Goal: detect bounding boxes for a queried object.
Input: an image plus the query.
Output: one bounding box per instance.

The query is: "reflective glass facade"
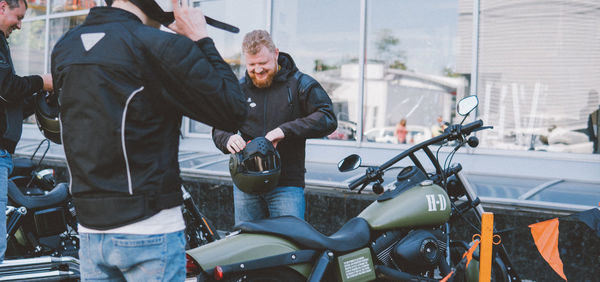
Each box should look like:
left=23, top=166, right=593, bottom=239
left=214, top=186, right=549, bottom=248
left=13, top=0, right=600, bottom=158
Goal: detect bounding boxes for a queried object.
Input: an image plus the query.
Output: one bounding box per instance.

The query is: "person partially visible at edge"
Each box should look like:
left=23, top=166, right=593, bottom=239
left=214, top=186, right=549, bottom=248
left=0, top=0, right=53, bottom=263
left=395, top=118, right=408, bottom=144
left=51, top=0, right=246, bottom=280
left=431, top=115, right=446, bottom=137
left=212, top=30, right=337, bottom=225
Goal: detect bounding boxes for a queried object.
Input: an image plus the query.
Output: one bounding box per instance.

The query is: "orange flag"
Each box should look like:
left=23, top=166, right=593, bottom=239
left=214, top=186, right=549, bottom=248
left=529, top=218, right=567, bottom=281
left=462, top=239, right=480, bottom=269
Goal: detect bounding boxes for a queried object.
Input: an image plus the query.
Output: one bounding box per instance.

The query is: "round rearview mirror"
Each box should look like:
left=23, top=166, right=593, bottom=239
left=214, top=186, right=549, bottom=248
left=457, top=95, right=479, bottom=116
left=338, top=154, right=362, bottom=172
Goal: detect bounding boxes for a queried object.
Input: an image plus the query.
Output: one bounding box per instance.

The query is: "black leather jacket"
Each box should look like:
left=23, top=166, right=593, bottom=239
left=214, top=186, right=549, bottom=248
left=0, top=32, right=43, bottom=153
left=213, top=52, right=337, bottom=188
left=51, top=7, right=247, bottom=229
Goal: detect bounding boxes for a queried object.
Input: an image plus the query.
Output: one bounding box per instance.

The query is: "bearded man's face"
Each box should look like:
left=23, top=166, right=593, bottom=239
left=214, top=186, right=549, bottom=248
left=245, top=45, right=278, bottom=88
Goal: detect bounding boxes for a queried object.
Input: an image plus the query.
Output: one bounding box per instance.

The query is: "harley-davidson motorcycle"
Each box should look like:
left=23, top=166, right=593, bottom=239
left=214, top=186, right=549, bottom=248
left=185, top=95, right=521, bottom=281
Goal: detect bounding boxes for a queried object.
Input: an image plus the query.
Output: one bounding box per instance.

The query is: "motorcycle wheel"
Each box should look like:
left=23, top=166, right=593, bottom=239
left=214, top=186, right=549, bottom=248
left=224, top=267, right=305, bottom=282
left=491, top=256, right=511, bottom=282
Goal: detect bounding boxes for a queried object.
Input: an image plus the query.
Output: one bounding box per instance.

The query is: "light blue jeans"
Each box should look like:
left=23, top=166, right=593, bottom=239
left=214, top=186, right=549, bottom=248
left=78, top=231, right=185, bottom=282
left=0, top=149, right=13, bottom=263
left=233, top=185, right=305, bottom=225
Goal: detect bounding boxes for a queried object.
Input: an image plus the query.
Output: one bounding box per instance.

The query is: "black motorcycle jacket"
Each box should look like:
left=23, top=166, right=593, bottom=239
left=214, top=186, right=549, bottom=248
left=51, top=7, right=247, bottom=229
left=213, top=52, right=337, bottom=188
left=0, top=32, right=44, bottom=153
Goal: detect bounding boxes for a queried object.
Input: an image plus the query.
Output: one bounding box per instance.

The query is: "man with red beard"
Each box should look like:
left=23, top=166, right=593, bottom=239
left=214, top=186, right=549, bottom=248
left=212, top=30, right=337, bottom=224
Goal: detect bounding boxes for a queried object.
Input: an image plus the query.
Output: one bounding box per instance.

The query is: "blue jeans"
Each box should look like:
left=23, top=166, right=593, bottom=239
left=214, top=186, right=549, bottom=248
left=79, top=231, right=185, bottom=282
left=233, top=185, right=305, bottom=225
left=0, top=149, right=13, bottom=263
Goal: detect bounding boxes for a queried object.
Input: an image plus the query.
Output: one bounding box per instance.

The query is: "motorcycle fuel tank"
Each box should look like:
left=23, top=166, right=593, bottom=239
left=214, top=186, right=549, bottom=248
left=358, top=181, right=450, bottom=230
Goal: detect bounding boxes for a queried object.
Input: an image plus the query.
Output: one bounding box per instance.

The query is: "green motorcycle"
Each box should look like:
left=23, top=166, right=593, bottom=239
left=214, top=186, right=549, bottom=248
left=186, top=96, right=520, bottom=282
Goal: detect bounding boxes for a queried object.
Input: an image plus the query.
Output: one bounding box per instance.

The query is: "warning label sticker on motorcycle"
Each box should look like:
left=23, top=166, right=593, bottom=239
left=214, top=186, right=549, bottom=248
left=343, top=256, right=370, bottom=278
left=336, top=248, right=375, bottom=282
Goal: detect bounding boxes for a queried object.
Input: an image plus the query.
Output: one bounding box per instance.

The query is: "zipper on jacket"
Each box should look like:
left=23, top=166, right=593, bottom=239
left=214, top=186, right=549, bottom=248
left=263, top=92, right=268, bottom=136
left=287, top=86, right=293, bottom=108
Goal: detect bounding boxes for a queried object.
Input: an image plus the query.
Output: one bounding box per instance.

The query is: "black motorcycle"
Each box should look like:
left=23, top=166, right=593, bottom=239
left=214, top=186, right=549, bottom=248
left=2, top=139, right=220, bottom=281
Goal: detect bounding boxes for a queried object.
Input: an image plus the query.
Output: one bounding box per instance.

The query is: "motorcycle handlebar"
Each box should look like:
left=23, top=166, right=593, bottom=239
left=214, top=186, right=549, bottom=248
left=347, top=120, right=484, bottom=191
left=459, top=120, right=484, bottom=137
left=349, top=175, right=367, bottom=191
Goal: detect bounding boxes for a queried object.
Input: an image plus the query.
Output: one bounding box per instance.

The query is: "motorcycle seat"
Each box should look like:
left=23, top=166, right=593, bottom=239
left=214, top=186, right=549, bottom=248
left=7, top=180, right=68, bottom=210
left=235, top=216, right=370, bottom=252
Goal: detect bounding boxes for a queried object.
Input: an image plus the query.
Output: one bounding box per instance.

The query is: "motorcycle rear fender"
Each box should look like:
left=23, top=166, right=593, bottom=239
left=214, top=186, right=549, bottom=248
left=186, top=233, right=312, bottom=278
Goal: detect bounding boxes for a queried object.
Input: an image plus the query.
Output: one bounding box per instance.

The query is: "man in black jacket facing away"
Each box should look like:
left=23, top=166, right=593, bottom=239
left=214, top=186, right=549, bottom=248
left=0, top=0, right=53, bottom=263
left=51, top=0, right=246, bottom=280
left=213, top=30, right=337, bottom=225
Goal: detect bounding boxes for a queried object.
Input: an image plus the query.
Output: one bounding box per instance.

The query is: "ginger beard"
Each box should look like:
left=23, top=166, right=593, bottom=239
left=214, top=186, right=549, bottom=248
left=248, top=62, right=277, bottom=88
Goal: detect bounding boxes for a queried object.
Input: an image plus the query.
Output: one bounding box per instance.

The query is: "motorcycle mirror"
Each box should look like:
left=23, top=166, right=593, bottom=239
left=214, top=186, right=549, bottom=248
left=338, top=154, right=362, bottom=172
left=457, top=95, right=479, bottom=116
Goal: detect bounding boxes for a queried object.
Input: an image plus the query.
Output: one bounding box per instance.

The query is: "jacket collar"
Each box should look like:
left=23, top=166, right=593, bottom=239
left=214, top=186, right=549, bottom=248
left=83, top=7, right=143, bottom=26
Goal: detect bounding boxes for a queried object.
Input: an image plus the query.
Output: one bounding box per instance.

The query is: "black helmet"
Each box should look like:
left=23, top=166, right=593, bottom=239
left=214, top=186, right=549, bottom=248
left=105, top=0, right=175, bottom=25
left=34, top=92, right=61, bottom=144
left=229, top=137, right=281, bottom=194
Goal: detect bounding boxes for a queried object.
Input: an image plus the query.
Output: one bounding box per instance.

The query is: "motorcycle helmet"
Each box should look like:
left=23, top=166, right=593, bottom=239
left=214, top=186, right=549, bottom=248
left=229, top=137, right=281, bottom=194
left=105, top=0, right=175, bottom=26
left=34, top=91, right=61, bottom=144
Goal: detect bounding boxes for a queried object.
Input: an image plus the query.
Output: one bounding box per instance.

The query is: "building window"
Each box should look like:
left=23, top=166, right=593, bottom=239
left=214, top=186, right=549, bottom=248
left=363, top=0, right=462, bottom=145
left=186, top=0, right=270, bottom=136
left=25, top=0, right=47, bottom=17
left=272, top=0, right=361, bottom=142
left=9, top=20, right=45, bottom=76
left=50, top=0, right=99, bottom=13
left=464, top=0, right=600, bottom=154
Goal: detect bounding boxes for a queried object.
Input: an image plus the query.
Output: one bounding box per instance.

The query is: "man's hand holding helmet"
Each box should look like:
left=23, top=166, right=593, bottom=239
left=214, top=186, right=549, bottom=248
left=167, top=0, right=208, bottom=41
left=226, top=134, right=246, bottom=154
left=41, top=73, right=53, bottom=92
left=265, top=127, right=284, bottom=148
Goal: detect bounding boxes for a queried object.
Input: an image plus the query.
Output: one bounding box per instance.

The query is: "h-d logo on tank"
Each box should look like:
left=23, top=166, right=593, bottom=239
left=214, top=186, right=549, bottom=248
left=426, top=194, right=447, bottom=212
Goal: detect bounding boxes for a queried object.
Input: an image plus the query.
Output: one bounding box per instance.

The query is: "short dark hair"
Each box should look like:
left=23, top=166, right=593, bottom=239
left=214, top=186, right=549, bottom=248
left=3, top=0, right=27, bottom=9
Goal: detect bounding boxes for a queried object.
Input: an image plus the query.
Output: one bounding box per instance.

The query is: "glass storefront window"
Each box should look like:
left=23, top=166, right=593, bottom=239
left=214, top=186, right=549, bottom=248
left=364, top=0, right=463, bottom=145
left=9, top=20, right=45, bottom=77
left=471, top=0, right=600, bottom=154
left=272, top=0, right=361, bottom=141
left=10, top=0, right=600, bottom=158
left=9, top=20, right=45, bottom=125
left=26, top=0, right=47, bottom=17
left=50, top=0, right=100, bottom=13
left=187, top=0, right=269, bottom=135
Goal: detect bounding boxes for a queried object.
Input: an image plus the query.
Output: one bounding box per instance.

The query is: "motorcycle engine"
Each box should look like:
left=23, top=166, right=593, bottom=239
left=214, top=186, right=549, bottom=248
left=391, top=229, right=447, bottom=273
